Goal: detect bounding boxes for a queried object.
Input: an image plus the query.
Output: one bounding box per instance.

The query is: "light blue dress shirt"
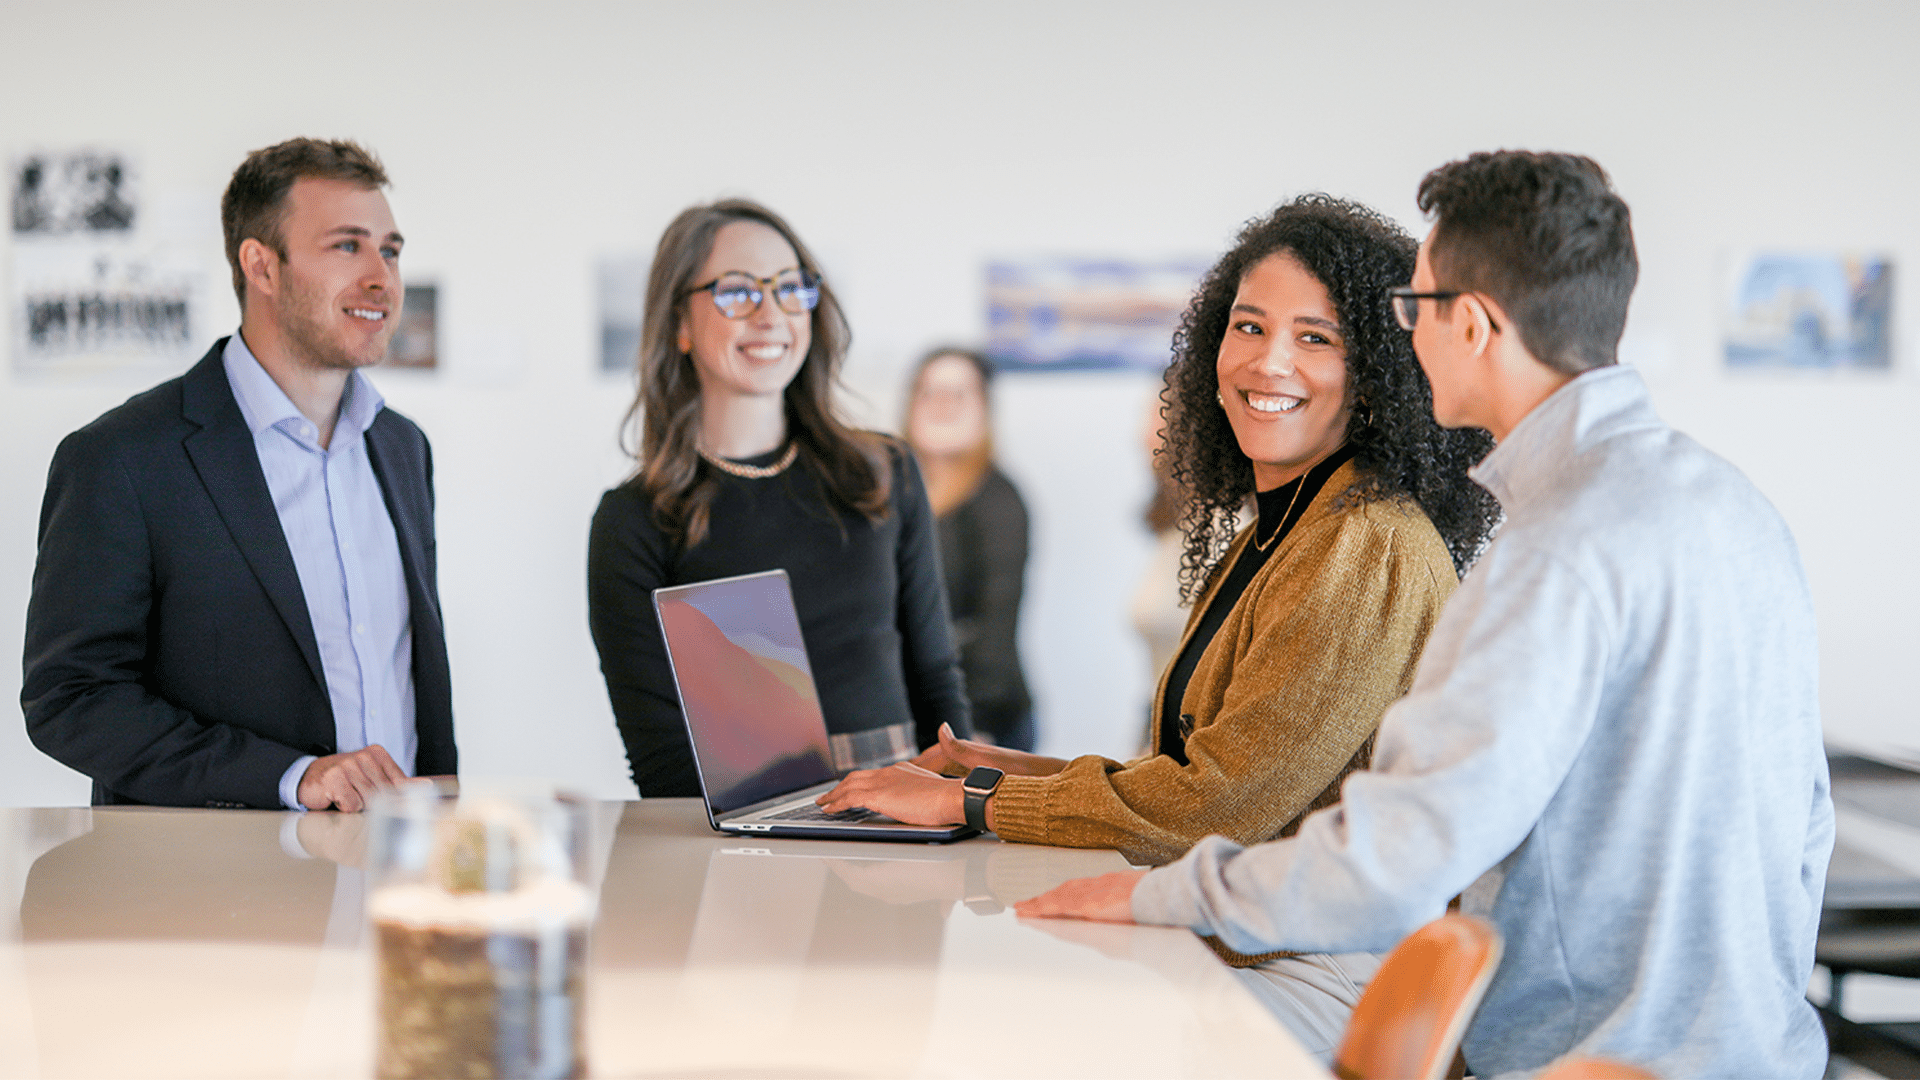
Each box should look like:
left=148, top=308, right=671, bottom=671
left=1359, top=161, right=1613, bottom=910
left=1131, top=367, right=1831, bottom=1077
left=222, top=333, right=417, bottom=810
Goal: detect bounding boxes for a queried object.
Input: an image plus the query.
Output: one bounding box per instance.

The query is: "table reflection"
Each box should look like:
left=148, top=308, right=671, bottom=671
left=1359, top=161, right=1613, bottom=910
left=22, top=809, right=340, bottom=946
left=0, top=801, right=1321, bottom=1080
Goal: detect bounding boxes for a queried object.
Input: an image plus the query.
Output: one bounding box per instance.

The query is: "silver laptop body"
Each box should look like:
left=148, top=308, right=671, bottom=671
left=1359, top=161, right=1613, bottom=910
left=652, top=569, right=974, bottom=843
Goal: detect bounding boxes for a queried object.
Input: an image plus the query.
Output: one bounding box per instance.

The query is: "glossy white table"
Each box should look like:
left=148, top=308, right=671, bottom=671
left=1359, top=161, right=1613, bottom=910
left=0, top=800, right=1326, bottom=1079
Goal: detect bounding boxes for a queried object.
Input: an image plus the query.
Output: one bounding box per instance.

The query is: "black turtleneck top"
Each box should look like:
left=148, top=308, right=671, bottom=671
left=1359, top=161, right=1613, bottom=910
left=1156, top=445, right=1357, bottom=763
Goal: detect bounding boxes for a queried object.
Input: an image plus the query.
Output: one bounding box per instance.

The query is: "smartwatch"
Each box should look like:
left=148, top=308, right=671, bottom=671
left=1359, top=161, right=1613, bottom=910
left=961, top=766, right=1004, bottom=833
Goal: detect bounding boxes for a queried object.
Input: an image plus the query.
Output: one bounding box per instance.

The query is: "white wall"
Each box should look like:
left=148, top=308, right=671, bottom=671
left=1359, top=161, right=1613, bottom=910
left=3, top=1, right=1917, bottom=806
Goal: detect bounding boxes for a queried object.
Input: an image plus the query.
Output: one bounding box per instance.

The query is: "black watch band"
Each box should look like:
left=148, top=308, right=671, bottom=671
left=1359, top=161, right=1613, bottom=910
left=961, top=766, right=1004, bottom=833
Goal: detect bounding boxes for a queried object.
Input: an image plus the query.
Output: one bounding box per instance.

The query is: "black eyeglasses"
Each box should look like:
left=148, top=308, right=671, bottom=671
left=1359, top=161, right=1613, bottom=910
left=687, top=269, right=821, bottom=319
left=1387, top=287, right=1462, bottom=331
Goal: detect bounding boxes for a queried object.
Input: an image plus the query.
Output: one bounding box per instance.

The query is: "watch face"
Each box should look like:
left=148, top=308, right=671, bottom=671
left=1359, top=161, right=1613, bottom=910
left=963, top=766, right=1004, bottom=791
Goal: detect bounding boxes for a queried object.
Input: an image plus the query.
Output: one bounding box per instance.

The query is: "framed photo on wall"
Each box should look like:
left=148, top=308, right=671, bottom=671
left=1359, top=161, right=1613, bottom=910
left=985, top=256, right=1208, bottom=373
left=597, top=253, right=647, bottom=375
left=385, top=283, right=438, bottom=370
left=11, top=149, right=207, bottom=375
left=1721, top=250, right=1893, bottom=370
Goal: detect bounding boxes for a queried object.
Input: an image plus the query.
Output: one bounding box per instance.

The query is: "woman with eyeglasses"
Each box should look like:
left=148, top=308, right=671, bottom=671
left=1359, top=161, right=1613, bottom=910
left=588, top=199, right=970, bottom=797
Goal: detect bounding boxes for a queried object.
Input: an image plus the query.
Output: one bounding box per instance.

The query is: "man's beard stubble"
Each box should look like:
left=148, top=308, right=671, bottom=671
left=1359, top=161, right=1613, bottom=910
left=279, top=271, right=390, bottom=371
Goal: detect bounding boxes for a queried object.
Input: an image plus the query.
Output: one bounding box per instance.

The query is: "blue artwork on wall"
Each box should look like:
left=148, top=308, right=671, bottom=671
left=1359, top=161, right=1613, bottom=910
left=985, top=257, right=1208, bottom=372
left=1723, top=252, right=1893, bottom=370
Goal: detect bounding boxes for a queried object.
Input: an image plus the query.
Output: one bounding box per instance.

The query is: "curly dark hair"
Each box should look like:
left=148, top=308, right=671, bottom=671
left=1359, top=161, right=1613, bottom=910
left=1162, top=194, right=1499, bottom=599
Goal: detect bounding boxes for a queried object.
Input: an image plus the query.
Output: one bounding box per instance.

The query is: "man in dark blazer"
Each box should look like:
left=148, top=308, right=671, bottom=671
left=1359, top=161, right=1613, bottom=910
left=22, top=138, right=455, bottom=810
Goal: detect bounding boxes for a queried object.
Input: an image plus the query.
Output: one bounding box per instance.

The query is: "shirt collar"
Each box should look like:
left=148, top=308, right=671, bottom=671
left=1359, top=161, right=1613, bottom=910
left=1468, top=364, right=1654, bottom=510
left=222, top=331, right=385, bottom=445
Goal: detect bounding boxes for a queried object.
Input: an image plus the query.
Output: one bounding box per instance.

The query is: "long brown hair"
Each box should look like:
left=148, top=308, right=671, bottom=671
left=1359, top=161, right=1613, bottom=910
left=621, top=199, right=890, bottom=548
left=904, top=347, right=995, bottom=517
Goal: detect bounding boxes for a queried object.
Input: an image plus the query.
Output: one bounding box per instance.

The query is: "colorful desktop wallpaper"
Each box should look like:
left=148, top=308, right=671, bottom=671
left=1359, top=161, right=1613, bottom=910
left=658, top=578, right=834, bottom=812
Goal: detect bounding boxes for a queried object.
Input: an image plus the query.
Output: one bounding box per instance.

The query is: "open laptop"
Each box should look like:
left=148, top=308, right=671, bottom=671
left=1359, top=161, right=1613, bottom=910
left=653, top=569, right=975, bottom=843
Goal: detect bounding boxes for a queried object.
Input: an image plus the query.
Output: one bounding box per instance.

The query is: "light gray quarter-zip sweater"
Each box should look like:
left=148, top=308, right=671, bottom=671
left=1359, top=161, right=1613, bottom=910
left=1132, top=365, right=1833, bottom=1078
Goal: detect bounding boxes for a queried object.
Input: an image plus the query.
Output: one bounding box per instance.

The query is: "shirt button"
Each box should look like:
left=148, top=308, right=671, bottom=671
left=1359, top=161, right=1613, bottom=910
left=355, top=624, right=367, bottom=636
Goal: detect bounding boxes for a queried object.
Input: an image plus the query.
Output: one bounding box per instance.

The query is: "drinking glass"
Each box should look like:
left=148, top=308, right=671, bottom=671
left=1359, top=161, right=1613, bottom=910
left=366, top=781, right=595, bottom=1079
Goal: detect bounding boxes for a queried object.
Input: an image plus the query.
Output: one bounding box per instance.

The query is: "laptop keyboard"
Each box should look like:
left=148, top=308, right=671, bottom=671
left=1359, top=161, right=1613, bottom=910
left=762, top=803, right=879, bottom=824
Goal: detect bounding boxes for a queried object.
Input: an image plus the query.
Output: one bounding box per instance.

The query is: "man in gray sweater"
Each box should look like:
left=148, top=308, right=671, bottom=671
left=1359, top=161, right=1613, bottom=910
left=1019, top=151, right=1833, bottom=1078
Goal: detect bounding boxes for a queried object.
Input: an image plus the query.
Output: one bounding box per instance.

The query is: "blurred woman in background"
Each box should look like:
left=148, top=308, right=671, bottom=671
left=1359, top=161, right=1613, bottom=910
left=904, top=348, right=1035, bottom=751
left=588, top=199, right=969, bottom=797
left=1129, top=391, right=1194, bottom=754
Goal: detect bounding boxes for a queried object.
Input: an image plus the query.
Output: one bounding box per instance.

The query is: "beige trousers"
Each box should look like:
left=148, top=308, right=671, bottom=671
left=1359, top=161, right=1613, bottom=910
left=1231, top=950, right=1385, bottom=1063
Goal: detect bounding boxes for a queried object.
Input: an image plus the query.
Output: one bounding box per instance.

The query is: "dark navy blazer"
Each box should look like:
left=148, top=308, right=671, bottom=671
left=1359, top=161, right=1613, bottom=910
left=22, top=339, right=457, bottom=808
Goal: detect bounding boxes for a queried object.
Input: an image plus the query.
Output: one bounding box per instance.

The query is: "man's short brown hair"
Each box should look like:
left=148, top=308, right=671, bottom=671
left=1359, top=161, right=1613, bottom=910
left=1416, top=151, right=1637, bottom=376
left=220, top=138, right=388, bottom=305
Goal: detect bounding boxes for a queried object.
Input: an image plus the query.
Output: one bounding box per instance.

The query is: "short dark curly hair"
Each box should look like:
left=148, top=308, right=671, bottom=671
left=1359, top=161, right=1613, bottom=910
left=1418, top=150, right=1637, bottom=375
left=1161, top=194, right=1499, bottom=599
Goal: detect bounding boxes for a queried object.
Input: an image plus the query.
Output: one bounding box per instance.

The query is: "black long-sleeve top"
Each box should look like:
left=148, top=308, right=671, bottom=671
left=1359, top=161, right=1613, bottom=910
left=934, top=467, right=1032, bottom=742
left=587, top=438, right=972, bottom=797
left=1157, top=445, right=1355, bottom=762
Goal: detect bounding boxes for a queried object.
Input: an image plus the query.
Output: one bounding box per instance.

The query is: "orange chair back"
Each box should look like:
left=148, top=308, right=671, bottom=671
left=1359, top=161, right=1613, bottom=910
left=1332, top=914, right=1503, bottom=1080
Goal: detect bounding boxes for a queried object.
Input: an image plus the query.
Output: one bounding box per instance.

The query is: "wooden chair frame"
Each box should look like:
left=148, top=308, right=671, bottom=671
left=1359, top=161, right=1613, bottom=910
left=1332, top=914, right=1503, bottom=1080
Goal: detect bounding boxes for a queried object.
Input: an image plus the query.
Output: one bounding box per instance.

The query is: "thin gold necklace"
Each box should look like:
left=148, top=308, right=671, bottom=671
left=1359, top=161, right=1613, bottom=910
left=1253, top=479, right=1307, bottom=552
left=698, top=441, right=798, bottom=479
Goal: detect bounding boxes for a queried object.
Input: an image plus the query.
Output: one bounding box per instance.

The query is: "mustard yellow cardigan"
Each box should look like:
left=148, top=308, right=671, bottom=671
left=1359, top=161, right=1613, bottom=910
left=988, top=462, right=1457, bottom=866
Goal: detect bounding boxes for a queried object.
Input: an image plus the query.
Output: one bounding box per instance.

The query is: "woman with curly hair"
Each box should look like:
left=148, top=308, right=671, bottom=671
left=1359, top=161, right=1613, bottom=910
left=587, top=199, right=970, bottom=797
left=821, top=192, right=1494, bottom=853
left=819, top=192, right=1495, bottom=1056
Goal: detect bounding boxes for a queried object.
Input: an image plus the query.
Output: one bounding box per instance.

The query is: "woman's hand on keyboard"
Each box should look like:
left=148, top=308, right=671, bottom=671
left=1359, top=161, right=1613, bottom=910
left=816, top=761, right=965, bottom=826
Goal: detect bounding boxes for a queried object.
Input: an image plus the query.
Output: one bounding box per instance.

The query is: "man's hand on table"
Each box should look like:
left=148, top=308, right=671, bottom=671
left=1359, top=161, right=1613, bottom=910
left=1015, top=869, right=1149, bottom=923
left=297, top=744, right=409, bottom=812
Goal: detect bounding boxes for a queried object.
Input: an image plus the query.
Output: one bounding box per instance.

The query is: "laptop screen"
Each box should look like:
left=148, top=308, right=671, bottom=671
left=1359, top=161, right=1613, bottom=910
left=653, top=571, right=835, bottom=813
